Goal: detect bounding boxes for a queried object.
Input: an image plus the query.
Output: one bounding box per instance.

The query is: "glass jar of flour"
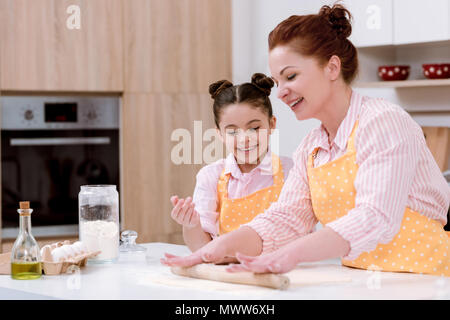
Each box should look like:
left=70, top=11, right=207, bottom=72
left=79, top=185, right=119, bottom=263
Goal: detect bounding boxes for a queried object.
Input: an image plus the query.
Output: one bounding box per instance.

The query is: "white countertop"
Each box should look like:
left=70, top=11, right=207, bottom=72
left=0, top=242, right=448, bottom=300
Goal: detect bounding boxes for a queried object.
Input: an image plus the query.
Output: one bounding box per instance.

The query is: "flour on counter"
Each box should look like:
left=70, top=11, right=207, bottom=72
left=79, top=220, right=119, bottom=261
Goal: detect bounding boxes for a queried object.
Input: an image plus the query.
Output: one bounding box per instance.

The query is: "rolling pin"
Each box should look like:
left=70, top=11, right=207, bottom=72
left=171, top=264, right=290, bottom=290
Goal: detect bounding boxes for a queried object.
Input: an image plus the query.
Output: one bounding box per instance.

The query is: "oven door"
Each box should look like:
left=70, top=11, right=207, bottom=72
left=1, top=129, right=119, bottom=238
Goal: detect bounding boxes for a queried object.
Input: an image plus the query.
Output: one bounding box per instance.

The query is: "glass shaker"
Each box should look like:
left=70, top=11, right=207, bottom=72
left=78, top=185, right=119, bottom=263
left=11, top=201, right=42, bottom=280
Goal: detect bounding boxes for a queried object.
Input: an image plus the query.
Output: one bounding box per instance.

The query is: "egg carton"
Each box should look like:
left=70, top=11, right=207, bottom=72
left=40, top=240, right=101, bottom=275
left=0, top=240, right=101, bottom=276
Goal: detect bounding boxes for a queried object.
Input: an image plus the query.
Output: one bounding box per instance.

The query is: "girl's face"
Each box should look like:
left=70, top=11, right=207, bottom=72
left=269, top=45, right=335, bottom=121
left=218, top=103, right=275, bottom=165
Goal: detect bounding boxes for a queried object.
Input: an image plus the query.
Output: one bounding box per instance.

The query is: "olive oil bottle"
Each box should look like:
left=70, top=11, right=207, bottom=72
left=11, top=201, right=42, bottom=280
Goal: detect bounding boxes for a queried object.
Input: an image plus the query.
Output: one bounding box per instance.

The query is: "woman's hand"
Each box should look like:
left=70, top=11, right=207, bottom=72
left=170, top=195, right=200, bottom=229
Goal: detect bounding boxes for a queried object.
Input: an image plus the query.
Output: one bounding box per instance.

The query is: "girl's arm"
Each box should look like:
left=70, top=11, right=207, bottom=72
left=171, top=196, right=212, bottom=252
left=161, top=226, right=262, bottom=267
left=182, top=220, right=212, bottom=252
left=171, top=162, right=223, bottom=252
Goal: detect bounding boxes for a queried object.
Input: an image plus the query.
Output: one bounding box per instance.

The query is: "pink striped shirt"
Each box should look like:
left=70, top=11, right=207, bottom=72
left=192, top=151, right=293, bottom=237
left=246, top=91, right=450, bottom=260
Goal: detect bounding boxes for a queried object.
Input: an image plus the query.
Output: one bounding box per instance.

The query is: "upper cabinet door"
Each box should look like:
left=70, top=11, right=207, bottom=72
left=344, top=0, right=393, bottom=47
left=0, top=0, right=123, bottom=92
left=394, top=0, right=450, bottom=45
left=123, top=0, right=231, bottom=94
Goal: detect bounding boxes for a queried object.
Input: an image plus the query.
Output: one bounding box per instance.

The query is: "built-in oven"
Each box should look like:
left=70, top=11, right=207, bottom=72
left=1, top=96, right=120, bottom=239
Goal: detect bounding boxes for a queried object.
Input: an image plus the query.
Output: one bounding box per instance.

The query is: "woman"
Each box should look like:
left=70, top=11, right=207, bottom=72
left=162, top=4, right=450, bottom=276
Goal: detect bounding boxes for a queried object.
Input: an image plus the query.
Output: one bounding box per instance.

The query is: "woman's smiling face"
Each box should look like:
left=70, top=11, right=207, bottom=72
left=269, top=45, right=332, bottom=121
left=218, top=102, right=275, bottom=165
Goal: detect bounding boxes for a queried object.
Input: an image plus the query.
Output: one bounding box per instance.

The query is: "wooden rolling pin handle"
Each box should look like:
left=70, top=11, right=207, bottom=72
left=171, top=265, right=290, bottom=290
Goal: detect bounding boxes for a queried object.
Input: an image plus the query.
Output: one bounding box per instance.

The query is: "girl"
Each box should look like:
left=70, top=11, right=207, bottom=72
left=170, top=73, right=293, bottom=252
left=162, top=4, right=450, bottom=276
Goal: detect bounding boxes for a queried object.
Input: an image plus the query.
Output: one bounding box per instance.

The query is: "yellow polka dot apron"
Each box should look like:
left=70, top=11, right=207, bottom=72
left=307, top=121, right=450, bottom=276
left=217, top=153, right=284, bottom=235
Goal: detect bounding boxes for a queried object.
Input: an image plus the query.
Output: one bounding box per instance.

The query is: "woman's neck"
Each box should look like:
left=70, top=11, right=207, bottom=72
left=319, top=85, right=353, bottom=144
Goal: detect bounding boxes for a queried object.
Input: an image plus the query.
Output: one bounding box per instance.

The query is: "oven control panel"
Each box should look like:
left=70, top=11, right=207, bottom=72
left=1, top=96, right=119, bottom=130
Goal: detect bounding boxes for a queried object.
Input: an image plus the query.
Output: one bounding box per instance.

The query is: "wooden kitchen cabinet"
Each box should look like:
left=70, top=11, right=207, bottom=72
left=422, top=127, right=450, bottom=172
left=121, top=0, right=231, bottom=244
left=121, top=93, right=221, bottom=243
left=0, top=0, right=123, bottom=92
left=0, top=93, right=2, bottom=251
left=122, top=0, right=231, bottom=93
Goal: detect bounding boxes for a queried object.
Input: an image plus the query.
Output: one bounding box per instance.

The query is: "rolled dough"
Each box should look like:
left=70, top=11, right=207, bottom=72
left=138, top=263, right=352, bottom=292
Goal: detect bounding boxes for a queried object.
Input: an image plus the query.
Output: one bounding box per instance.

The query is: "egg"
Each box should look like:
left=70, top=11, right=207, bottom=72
left=51, top=247, right=67, bottom=262
left=69, top=243, right=81, bottom=255
left=60, top=245, right=76, bottom=258
left=72, top=241, right=88, bottom=254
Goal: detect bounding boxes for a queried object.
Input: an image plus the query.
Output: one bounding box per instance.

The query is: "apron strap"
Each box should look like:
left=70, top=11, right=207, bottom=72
left=346, top=120, right=359, bottom=154
left=308, top=147, right=320, bottom=170
left=271, top=153, right=285, bottom=186
left=217, top=171, right=230, bottom=200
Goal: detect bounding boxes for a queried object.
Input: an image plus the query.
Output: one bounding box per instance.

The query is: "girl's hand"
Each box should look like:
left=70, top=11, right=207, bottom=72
left=170, top=195, right=200, bottom=229
left=226, top=243, right=301, bottom=274
left=161, top=235, right=230, bottom=267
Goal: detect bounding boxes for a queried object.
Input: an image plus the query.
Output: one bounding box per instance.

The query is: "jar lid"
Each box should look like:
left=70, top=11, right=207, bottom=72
left=80, top=184, right=117, bottom=190
left=119, top=230, right=147, bottom=253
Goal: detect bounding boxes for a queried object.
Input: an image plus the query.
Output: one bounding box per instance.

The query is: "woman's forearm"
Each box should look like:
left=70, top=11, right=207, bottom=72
left=183, top=224, right=212, bottom=252
left=292, top=226, right=350, bottom=263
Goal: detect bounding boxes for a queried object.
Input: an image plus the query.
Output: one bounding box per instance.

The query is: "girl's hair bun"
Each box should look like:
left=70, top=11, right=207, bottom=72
left=319, top=4, right=352, bottom=39
left=251, top=73, right=274, bottom=96
left=209, top=80, right=233, bottom=99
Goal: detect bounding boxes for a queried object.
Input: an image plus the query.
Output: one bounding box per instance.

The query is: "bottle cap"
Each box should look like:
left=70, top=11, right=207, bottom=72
left=19, top=201, right=30, bottom=209
left=18, top=201, right=32, bottom=215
